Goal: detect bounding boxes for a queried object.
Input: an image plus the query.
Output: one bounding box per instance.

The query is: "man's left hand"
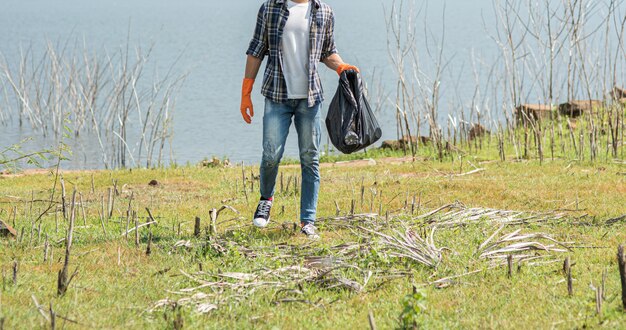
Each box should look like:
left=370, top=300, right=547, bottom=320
left=336, top=63, right=359, bottom=76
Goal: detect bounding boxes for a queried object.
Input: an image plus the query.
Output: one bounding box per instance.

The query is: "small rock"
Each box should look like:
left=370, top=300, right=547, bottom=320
left=380, top=140, right=401, bottom=150
left=610, top=86, right=626, bottom=100
left=198, top=156, right=231, bottom=168
left=515, top=104, right=554, bottom=124
left=367, top=158, right=377, bottom=166
left=148, top=180, right=159, bottom=187
left=0, top=219, right=17, bottom=238
left=559, top=100, right=603, bottom=117
left=379, top=135, right=430, bottom=150
left=468, top=124, right=490, bottom=140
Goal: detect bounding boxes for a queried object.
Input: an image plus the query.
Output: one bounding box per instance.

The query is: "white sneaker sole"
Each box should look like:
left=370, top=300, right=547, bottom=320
left=253, top=217, right=270, bottom=228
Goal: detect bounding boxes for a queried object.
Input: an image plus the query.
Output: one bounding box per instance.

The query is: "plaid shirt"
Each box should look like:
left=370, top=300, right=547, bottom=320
left=246, top=0, right=337, bottom=107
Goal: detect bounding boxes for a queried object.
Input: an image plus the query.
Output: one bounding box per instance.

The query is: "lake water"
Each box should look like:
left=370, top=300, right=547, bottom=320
left=0, top=0, right=621, bottom=168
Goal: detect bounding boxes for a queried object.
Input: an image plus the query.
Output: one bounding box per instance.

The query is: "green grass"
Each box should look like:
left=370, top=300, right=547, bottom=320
left=1, top=155, right=625, bottom=329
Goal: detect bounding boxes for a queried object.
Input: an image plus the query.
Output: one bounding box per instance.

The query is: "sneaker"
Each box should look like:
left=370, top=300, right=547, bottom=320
left=253, top=199, right=272, bottom=228
left=300, top=223, right=320, bottom=240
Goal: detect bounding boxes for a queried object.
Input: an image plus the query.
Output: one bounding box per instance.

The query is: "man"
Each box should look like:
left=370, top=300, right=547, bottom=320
left=241, top=0, right=358, bottom=239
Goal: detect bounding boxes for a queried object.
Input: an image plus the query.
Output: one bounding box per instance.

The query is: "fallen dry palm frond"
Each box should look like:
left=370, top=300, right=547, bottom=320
left=417, top=202, right=566, bottom=227
left=478, top=227, right=572, bottom=266
left=150, top=293, right=218, bottom=314
left=424, top=229, right=573, bottom=287
left=316, top=213, right=379, bottom=227
left=149, top=262, right=373, bottom=314
left=302, top=264, right=372, bottom=293
left=184, top=238, right=375, bottom=262
left=174, top=240, right=194, bottom=248
left=358, top=225, right=443, bottom=268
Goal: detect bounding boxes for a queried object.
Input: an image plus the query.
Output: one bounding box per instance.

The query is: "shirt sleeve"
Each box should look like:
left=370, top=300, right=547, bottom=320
left=320, top=9, right=338, bottom=60
left=246, top=3, right=269, bottom=58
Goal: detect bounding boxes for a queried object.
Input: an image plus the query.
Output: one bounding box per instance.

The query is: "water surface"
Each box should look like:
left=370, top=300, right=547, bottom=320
left=1, top=0, right=618, bottom=168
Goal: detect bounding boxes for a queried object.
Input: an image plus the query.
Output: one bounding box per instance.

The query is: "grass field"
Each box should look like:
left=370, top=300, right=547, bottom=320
left=1, top=152, right=625, bottom=329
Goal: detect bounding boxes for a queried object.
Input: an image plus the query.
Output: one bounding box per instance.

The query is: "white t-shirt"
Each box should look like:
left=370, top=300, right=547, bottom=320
left=281, top=1, right=311, bottom=99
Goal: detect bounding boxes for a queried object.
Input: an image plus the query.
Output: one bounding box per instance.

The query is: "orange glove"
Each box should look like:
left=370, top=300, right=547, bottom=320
left=240, top=78, right=255, bottom=124
left=336, top=63, right=359, bottom=76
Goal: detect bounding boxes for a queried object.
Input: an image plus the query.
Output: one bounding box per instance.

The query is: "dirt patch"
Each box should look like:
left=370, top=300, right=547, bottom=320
left=281, top=156, right=416, bottom=169
left=1, top=168, right=49, bottom=178
left=0, top=168, right=99, bottom=178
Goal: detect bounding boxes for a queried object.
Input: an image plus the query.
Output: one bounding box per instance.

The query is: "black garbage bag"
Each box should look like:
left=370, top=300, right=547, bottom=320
left=326, top=70, right=382, bottom=154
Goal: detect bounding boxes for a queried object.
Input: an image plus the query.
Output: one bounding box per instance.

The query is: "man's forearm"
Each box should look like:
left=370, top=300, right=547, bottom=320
left=245, top=55, right=264, bottom=79
left=321, top=53, right=344, bottom=72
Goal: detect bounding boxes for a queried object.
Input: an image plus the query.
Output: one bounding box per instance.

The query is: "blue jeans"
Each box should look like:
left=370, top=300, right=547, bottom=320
left=260, top=98, right=321, bottom=225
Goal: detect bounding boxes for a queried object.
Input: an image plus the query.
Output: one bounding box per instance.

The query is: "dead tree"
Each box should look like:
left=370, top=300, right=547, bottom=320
left=58, top=190, right=78, bottom=296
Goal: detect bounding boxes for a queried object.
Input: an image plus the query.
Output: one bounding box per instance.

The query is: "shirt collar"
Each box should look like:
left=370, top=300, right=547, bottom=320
left=275, top=0, right=320, bottom=9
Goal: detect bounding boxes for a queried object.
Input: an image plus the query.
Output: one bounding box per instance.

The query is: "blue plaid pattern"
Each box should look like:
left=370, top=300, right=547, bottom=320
left=246, top=0, right=337, bottom=107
